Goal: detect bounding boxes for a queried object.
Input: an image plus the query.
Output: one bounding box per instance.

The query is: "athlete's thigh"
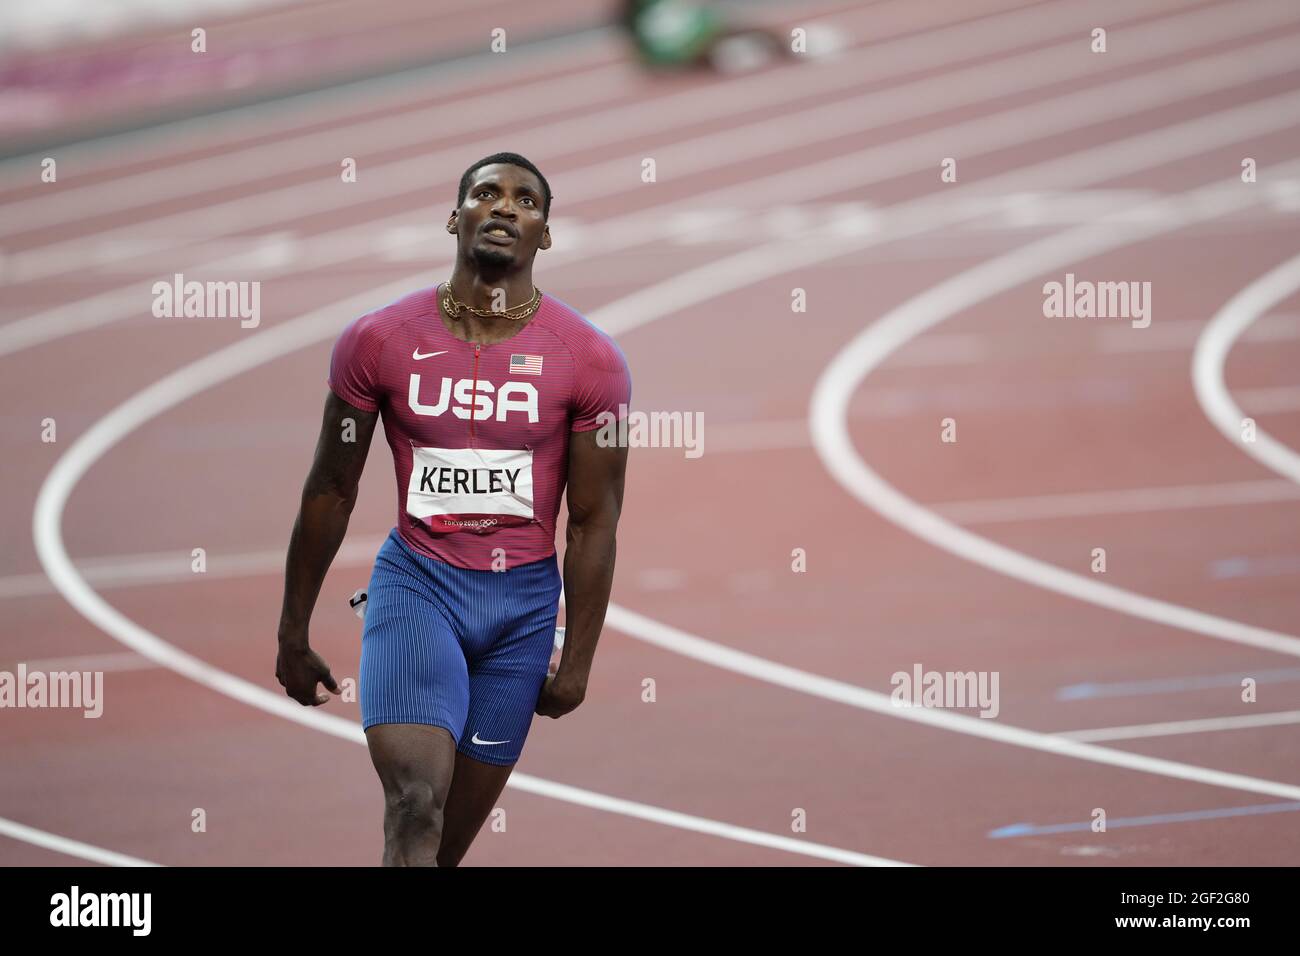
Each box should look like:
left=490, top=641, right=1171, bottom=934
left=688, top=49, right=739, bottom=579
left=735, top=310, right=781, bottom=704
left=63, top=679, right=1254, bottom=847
left=457, top=560, right=561, bottom=766
left=458, top=651, right=551, bottom=765
left=359, top=530, right=471, bottom=740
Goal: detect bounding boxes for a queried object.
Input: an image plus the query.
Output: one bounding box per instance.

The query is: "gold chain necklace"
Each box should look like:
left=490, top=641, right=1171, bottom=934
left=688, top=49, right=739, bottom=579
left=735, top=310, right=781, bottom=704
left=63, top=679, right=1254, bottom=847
left=441, top=280, right=541, bottom=321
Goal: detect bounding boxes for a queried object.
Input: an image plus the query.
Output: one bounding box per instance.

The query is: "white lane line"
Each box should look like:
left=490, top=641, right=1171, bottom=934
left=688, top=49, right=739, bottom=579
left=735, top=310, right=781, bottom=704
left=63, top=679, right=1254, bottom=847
left=486, top=773, right=910, bottom=866
left=1057, top=667, right=1300, bottom=700
left=1194, top=250, right=1300, bottom=485
left=811, top=161, right=1300, bottom=661
left=930, top=478, right=1300, bottom=524
left=1097, top=314, right=1300, bottom=352
left=15, top=651, right=153, bottom=672
left=1, top=0, right=1279, bottom=348
left=799, top=315, right=1300, bottom=364
left=1057, top=710, right=1300, bottom=742
left=0, top=816, right=160, bottom=867
left=872, top=315, right=1300, bottom=363
left=0, top=542, right=382, bottom=599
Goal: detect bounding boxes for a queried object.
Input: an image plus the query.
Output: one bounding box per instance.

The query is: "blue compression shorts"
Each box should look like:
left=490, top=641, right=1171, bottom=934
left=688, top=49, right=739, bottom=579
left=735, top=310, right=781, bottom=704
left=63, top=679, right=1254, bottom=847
left=359, top=527, right=562, bottom=765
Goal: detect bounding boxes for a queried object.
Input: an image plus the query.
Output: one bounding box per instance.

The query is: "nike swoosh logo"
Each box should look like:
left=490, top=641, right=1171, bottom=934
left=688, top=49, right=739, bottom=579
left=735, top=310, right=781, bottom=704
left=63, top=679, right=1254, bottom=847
left=470, top=732, right=510, bottom=746
left=412, top=348, right=448, bottom=360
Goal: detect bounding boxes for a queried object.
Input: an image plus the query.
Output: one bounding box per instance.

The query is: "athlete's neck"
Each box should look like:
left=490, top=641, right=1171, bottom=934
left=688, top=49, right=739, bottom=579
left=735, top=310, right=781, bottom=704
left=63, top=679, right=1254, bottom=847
left=445, top=265, right=536, bottom=313
left=438, top=266, right=540, bottom=345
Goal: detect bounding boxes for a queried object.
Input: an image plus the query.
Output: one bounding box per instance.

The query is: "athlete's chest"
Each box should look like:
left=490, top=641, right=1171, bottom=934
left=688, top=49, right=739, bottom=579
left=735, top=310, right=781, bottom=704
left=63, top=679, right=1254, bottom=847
left=379, top=332, right=572, bottom=445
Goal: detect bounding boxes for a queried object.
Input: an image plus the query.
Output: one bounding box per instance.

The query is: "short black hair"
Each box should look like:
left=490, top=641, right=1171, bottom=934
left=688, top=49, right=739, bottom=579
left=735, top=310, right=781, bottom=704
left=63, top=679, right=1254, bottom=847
left=457, top=152, right=552, bottom=220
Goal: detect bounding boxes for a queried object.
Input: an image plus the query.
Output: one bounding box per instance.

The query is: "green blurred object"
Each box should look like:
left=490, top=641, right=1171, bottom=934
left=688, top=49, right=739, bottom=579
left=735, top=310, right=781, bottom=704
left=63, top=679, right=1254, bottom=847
left=626, top=0, right=725, bottom=66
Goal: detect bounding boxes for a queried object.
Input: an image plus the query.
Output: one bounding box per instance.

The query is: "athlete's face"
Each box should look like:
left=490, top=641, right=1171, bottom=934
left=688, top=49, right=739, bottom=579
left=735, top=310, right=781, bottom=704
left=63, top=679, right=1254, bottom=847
left=449, top=164, right=551, bottom=271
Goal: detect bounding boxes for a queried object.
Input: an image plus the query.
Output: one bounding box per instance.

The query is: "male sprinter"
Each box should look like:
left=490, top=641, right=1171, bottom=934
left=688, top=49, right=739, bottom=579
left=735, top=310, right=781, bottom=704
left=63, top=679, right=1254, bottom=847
left=275, top=152, right=630, bottom=866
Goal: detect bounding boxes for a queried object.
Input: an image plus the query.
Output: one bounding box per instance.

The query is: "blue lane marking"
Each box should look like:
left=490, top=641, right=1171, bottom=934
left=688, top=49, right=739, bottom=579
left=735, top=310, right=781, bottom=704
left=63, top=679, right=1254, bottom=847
left=1211, top=554, right=1300, bottom=579
left=988, top=801, right=1300, bottom=838
left=1056, top=667, right=1300, bottom=700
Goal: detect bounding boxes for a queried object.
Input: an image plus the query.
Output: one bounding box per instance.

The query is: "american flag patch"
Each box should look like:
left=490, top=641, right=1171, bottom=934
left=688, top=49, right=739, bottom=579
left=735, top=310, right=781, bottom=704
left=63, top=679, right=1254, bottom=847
left=510, top=353, right=543, bottom=375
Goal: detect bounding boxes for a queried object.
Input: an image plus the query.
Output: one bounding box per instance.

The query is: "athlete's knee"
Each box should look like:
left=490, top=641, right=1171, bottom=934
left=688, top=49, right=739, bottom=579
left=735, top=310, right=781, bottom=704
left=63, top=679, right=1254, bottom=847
left=385, top=779, right=445, bottom=834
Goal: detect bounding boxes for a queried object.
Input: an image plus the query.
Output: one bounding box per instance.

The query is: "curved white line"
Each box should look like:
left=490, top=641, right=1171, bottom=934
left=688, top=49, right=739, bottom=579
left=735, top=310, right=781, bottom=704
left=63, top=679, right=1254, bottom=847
left=811, top=167, right=1300, bottom=662
left=1194, top=250, right=1300, bottom=483
left=1057, top=710, right=1300, bottom=743
left=0, top=815, right=160, bottom=867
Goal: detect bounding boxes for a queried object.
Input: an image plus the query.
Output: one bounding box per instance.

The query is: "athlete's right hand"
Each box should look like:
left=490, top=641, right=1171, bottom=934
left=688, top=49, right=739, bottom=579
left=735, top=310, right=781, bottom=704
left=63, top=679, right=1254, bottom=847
left=276, top=642, right=341, bottom=706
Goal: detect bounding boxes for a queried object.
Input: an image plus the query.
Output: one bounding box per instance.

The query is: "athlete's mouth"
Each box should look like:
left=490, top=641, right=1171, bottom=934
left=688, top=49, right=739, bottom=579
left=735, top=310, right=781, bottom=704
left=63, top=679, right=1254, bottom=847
left=482, top=221, right=518, bottom=244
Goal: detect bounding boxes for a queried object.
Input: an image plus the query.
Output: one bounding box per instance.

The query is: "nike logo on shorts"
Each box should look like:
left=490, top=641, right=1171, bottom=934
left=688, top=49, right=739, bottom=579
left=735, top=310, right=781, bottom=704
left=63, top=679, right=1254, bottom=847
left=470, top=732, right=510, bottom=746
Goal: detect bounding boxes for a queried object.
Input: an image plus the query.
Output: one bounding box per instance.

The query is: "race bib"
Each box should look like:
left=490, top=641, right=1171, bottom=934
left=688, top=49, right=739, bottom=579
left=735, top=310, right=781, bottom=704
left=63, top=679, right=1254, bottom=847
left=406, top=446, right=534, bottom=534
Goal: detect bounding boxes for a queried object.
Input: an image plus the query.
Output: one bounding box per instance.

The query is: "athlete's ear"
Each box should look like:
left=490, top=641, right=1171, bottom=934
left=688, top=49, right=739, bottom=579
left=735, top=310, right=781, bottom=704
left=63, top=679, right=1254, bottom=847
left=446, top=212, right=458, bottom=235
left=540, top=224, right=552, bottom=251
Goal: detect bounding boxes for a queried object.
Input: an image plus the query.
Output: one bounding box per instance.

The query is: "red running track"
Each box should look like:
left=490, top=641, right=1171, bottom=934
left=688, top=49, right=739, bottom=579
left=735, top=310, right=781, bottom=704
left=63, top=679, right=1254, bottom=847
left=2, top=0, right=1299, bottom=865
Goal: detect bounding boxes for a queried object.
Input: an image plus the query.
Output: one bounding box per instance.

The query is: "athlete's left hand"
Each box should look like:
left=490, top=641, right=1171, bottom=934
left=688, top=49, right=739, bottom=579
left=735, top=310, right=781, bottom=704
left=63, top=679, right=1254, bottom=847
left=535, top=670, right=586, bottom=719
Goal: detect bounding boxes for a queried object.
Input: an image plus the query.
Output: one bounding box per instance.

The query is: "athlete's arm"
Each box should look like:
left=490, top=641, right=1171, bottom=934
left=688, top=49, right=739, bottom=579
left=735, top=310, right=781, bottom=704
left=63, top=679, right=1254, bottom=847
left=537, top=428, right=629, bottom=719
left=276, top=391, right=379, bottom=706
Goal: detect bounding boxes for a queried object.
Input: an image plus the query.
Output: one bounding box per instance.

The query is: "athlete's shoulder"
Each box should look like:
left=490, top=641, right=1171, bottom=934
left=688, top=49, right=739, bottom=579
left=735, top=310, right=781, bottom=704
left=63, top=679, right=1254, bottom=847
left=534, top=291, right=628, bottom=374
left=328, top=286, right=435, bottom=410
left=347, top=285, right=436, bottom=341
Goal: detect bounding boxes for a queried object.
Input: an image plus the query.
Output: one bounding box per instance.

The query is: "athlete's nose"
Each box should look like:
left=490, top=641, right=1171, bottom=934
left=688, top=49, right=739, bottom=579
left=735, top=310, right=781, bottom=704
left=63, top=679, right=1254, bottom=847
left=490, top=197, right=519, bottom=220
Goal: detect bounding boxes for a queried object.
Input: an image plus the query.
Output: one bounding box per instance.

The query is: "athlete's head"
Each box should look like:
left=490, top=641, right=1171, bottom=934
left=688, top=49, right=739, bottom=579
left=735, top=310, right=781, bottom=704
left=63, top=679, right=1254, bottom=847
left=449, top=152, right=552, bottom=273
